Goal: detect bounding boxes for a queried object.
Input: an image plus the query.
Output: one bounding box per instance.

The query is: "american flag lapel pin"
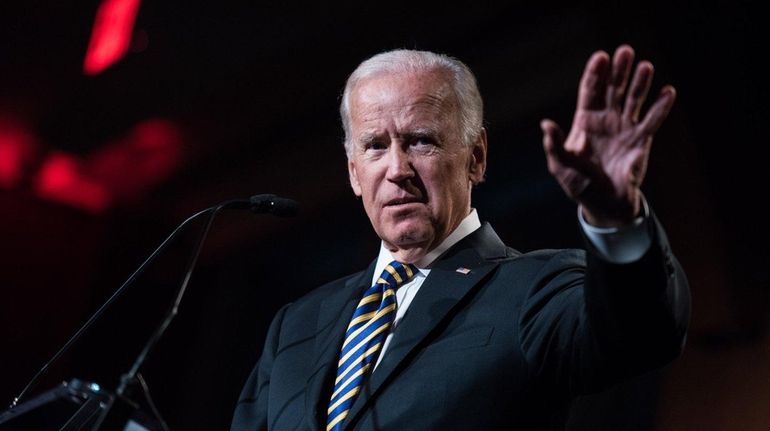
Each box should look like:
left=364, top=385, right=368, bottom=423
left=455, top=267, right=471, bottom=275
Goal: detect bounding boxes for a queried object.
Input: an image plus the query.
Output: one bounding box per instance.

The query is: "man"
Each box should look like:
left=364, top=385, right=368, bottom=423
left=231, top=46, right=690, bottom=430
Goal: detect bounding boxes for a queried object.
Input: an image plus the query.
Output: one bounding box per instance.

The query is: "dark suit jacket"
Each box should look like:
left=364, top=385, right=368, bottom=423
left=231, top=219, right=690, bottom=431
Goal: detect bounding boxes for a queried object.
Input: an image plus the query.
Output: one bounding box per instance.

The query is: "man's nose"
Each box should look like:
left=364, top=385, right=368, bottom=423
left=385, top=145, right=414, bottom=182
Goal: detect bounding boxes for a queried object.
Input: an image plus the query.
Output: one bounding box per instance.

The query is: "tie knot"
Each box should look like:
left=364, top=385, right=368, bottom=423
left=377, top=261, right=418, bottom=289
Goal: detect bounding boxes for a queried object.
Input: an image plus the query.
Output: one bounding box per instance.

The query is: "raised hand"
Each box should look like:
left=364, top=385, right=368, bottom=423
left=541, top=45, right=676, bottom=227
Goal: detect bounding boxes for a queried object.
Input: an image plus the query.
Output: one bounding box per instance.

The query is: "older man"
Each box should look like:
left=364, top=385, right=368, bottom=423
left=231, top=46, right=690, bottom=431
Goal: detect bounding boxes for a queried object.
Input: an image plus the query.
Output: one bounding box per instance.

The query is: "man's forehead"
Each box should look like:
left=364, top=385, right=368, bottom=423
left=349, top=71, right=458, bottom=124
left=352, top=71, right=454, bottom=107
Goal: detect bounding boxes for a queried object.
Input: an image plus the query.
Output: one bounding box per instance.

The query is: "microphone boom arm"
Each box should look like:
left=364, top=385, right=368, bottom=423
left=9, top=194, right=298, bottom=410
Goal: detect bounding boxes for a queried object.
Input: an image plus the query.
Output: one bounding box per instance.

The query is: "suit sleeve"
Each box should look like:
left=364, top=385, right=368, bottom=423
left=519, top=211, right=690, bottom=396
left=230, top=303, right=291, bottom=431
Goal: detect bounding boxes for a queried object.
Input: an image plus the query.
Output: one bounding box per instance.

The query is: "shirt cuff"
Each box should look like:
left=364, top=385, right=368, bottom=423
left=578, top=196, right=652, bottom=264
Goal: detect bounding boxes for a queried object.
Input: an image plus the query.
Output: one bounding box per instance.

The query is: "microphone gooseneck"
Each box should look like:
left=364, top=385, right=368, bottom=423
left=9, top=194, right=298, bottom=410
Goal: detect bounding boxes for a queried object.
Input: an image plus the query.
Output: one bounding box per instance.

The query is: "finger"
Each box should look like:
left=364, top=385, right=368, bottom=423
left=638, top=85, right=677, bottom=135
left=606, top=45, right=635, bottom=110
left=577, top=50, right=611, bottom=110
left=623, top=61, right=654, bottom=123
left=540, top=119, right=569, bottom=172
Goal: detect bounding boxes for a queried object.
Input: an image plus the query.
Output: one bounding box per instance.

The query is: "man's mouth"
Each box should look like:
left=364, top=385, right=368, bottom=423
left=385, top=197, right=423, bottom=207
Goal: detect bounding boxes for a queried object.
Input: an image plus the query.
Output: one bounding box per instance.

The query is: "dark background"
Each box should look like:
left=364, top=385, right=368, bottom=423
left=1, top=2, right=767, bottom=430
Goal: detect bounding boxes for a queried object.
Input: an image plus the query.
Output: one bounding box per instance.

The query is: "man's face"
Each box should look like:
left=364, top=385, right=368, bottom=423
left=347, top=70, right=486, bottom=263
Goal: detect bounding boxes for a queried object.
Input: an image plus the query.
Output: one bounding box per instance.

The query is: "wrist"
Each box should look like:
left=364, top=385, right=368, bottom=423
left=580, top=194, right=648, bottom=229
left=580, top=193, right=643, bottom=228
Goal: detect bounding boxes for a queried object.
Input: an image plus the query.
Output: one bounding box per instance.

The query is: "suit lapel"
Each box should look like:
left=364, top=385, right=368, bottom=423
left=343, top=224, right=508, bottom=429
left=304, top=262, right=375, bottom=431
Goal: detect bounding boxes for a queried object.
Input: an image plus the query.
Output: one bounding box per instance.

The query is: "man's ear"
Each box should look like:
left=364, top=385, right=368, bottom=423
left=468, top=128, right=488, bottom=185
left=348, top=159, right=363, bottom=196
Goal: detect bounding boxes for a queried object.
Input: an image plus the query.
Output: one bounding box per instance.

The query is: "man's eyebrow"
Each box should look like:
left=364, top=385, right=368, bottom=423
left=402, top=127, right=442, bottom=141
left=406, top=127, right=440, bottom=137
left=356, top=127, right=442, bottom=145
left=357, top=131, right=382, bottom=144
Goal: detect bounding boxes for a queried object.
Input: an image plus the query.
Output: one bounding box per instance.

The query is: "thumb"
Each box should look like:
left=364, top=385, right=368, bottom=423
left=541, top=119, right=568, bottom=171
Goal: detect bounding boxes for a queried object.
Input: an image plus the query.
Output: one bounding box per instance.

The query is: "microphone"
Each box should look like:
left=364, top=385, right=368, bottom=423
left=222, top=194, right=299, bottom=217
left=9, top=194, right=298, bottom=410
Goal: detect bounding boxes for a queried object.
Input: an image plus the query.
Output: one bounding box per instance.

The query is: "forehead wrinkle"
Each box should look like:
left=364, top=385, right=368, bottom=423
left=354, top=71, right=454, bottom=111
left=357, top=94, right=447, bottom=121
left=356, top=96, right=451, bottom=133
left=350, top=71, right=460, bottom=144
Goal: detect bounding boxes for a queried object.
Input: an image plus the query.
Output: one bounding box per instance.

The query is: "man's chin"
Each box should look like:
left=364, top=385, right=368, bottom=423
left=386, top=223, right=432, bottom=246
left=379, top=226, right=435, bottom=259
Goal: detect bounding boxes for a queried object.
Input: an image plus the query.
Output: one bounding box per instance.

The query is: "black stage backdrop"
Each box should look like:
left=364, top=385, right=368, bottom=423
left=1, top=3, right=767, bottom=430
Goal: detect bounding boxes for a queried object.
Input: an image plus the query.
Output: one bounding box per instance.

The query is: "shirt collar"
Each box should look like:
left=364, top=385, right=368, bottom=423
left=372, top=209, right=481, bottom=284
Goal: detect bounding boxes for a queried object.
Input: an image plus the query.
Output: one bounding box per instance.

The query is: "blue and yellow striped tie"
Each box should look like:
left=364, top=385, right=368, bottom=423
left=326, top=261, right=418, bottom=431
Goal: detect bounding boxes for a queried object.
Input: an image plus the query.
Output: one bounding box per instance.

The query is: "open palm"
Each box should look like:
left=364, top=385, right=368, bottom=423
left=541, top=45, right=676, bottom=227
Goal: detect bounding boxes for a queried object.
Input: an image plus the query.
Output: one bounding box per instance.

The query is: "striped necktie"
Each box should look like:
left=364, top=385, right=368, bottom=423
left=326, top=261, right=418, bottom=431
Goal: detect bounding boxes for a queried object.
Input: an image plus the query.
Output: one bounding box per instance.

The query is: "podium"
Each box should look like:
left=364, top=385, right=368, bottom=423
left=0, top=379, right=159, bottom=431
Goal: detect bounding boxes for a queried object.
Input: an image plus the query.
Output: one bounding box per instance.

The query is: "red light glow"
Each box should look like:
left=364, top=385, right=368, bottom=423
left=34, top=152, right=112, bottom=213
left=2, top=115, right=181, bottom=213
left=0, top=121, right=39, bottom=189
left=83, top=0, right=142, bottom=75
left=89, top=119, right=183, bottom=204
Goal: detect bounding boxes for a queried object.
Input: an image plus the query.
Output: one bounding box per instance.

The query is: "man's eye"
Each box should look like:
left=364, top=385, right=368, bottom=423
left=366, top=142, right=386, bottom=150
left=411, top=137, right=436, bottom=147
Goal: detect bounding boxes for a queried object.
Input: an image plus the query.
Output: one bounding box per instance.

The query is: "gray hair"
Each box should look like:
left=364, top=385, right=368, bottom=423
left=340, top=49, right=483, bottom=158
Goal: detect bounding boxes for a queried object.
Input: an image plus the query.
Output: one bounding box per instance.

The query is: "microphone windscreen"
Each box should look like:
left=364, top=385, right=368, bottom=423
left=270, top=197, right=299, bottom=217
left=249, top=194, right=299, bottom=217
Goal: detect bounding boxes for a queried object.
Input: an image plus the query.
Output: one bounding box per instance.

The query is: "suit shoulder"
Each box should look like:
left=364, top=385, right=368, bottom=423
left=497, top=247, right=587, bottom=280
